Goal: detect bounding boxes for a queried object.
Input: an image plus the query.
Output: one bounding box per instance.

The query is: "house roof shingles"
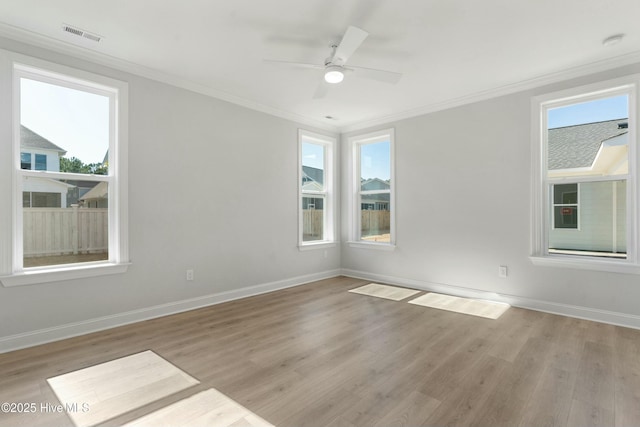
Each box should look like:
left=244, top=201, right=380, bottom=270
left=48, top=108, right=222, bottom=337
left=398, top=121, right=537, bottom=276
left=20, top=125, right=67, bottom=154
left=548, top=118, right=627, bottom=170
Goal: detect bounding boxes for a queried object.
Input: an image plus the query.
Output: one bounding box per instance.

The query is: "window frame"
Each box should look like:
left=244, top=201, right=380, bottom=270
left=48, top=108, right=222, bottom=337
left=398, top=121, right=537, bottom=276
left=530, top=75, right=639, bottom=273
left=348, top=128, right=396, bottom=250
left=0, top=52, right=129, bottom=287
left=298, top=129, right=336, bottom=250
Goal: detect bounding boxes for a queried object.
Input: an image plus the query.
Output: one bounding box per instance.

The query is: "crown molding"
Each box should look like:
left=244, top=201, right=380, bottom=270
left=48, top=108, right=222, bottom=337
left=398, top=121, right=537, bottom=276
left=339, top=50, right=640, bottom=133
left=0, top=22, right=339, bottom=134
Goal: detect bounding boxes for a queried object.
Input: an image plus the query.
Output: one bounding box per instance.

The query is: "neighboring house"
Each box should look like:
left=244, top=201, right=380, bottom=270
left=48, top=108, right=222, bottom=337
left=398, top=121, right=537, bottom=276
left=20, top=125, right=74, bottom=208
left=302, top=165, right=324, bottom=209
left=79, top=181, right=108, bottom=208
left=548, top=118, right=628, bottom=254
left=66, top=151, right=110, bottom=208
left=361, top=178, right=390, bottom=210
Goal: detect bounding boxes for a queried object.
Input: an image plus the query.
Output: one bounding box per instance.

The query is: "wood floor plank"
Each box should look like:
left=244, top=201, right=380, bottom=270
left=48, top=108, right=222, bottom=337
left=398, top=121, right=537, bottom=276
left=567, top=399, right=614, bottom=427
left=470, top=337, right=555, bottom=426
left=0, top=276, right=639, bottom=427
left=613, top=334, right=640, bottom=427
left=572, top=341, right=615, bottom=410
left=424, top=354, right=509, bottom=427
left=486, top=308, right=537, bottom=362
left=46, top=351, right=199, bottom=427
left=372, top=390, right=440, bottom=427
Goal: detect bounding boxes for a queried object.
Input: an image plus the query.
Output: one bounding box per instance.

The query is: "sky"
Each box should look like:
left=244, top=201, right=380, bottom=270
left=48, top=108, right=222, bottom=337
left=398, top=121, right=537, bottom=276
left=302, top=140, right=390, bottom=180
left=547, top=94, right=628, bottom=129
left=20, top=78, right=109, bottom=165
left=361, top=141, right=390, bottom=181
left=302, top=142, right=324, bottom=170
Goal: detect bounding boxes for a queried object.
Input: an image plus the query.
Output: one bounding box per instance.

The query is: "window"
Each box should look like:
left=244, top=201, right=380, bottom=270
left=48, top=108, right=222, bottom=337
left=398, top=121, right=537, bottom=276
left=349, top=129, right=395, bottom=248
left=20, top=152, right=30, bottom=169
left=23, top=192, right=62, bottom=208
left=531, top=75, right=638, bottom=272
left=298, top=130, right=335, bottom=248
left=0, top=53, right=129, bottom=286
left=34, top=153, right=47, bottom=170
left=552, top=183, right=578, bottom=229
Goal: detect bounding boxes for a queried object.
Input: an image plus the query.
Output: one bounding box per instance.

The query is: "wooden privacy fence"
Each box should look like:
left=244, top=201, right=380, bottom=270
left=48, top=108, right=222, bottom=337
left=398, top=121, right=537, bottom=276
left=303, top=209, right=324, bottom=239
left=361, top=210, right=390, bottom=235
left=302, top=209, right=391, bottom=237
left=23, top=207, right=108, bottom=257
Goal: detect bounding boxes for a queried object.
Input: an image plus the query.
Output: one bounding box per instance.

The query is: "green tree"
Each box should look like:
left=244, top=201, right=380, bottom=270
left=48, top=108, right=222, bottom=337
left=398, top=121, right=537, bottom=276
left=59, top=157, right=107, bottom=175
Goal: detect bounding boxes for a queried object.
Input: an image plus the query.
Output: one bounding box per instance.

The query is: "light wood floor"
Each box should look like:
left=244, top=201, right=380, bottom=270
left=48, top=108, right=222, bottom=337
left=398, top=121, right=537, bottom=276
left=1, top=276, right=640, bottom=427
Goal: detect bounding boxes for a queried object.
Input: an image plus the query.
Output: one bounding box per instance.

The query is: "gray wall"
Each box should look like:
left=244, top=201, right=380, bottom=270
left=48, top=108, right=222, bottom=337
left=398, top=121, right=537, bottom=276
left=0, top=37, right=340, bottom=345
left=341, top=63, right=640, bottom=320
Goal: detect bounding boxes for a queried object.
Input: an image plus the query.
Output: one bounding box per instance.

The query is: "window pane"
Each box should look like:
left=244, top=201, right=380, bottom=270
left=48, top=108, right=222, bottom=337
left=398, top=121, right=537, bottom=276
left=35, top=154, right=47, bottom=171
left=360, top=195, right=390, bottom=242
left=553, top=206, right=578, bottom=229
left=23, top=176, right=109, bottom=268
left=20, top=78, right=110, bottom=175
left=302, top=142, right=324, bottom=190
left=547, top=95, right=629, bottom=179
left=361, top=141, right=391, bottom=191
left=20, top=152, right=31, bottom=170
left=549, top=180, right=626, bottom=258
left=554, top=183, right=577, bottom=204
left=302, top=196, right=324, bottom=241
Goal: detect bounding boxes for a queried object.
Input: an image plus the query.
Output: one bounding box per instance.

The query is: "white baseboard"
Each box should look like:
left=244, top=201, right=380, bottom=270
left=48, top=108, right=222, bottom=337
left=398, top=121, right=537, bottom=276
left=341, top=268, right=640, bottom=330
left=0, top=269, right=341, bottom=354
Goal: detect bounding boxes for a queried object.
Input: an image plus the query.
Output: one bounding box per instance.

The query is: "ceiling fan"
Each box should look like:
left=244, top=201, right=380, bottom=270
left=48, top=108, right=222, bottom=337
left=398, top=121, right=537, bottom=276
left=265, top=26, right=402, bottom=98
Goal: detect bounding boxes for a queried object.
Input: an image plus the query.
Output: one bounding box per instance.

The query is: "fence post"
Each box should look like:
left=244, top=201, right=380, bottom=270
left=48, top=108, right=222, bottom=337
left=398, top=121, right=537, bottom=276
left=71, top=204, right=79, bottom=255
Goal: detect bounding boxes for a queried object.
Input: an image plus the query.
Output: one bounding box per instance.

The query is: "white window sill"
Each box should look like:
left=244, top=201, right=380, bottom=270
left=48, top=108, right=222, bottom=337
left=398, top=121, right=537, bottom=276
left=347, top=241, right=396, bottom=251
left=298, top=242, right=337, bottom=251
left=0, top=262, right=131, bottom=287
left=530, top=255, right=640, bottom=275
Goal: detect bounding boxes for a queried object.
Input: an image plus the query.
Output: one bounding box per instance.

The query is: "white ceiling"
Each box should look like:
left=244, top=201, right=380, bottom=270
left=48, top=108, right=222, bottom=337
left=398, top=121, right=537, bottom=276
left=1, top=0, right=640, bottom=131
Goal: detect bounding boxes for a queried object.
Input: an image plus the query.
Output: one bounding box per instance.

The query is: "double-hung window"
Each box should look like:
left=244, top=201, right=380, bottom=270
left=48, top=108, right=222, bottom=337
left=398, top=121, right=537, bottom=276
left=0, top=53, right=129, bottom=286
left=298, top=130, right=335, bottom=248
left=349, top=129, right=395, bottom=248
left=531, top=75, right=638, bottom=272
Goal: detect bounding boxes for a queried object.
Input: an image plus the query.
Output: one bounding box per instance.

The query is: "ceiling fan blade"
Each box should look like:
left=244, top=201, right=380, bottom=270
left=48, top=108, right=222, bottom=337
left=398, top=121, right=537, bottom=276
left=263, top=59, right=323, bottom=70
left=349, top=65, right=402, bottom=84
left=333, top=26, right=368, bottom=65
left=312, top=80, right=329, bottom=99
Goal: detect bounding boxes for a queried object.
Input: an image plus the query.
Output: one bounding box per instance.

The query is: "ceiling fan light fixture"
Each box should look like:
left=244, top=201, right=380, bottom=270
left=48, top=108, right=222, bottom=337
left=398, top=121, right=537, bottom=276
left=324, top=66, right=344, bottom=84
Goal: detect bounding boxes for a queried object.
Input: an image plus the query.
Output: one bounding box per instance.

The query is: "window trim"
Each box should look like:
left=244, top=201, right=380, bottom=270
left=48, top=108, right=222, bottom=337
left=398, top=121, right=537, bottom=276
left=530, top=75, right=639, bottom=273
left=348, top=128, right=396, bottom=249
left=0, top=51, right=129, bottom=287
left=298, top=129, right=336, bottom=249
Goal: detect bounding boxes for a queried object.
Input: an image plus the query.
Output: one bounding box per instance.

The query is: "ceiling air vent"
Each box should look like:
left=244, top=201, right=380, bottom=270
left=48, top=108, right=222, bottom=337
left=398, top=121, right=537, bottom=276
left=62, top=24, right=102, bottom=43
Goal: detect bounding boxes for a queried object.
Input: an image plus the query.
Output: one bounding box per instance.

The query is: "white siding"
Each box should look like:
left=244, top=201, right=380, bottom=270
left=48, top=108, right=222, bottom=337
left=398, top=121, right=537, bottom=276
left=549, top=181, right=626, bottom=253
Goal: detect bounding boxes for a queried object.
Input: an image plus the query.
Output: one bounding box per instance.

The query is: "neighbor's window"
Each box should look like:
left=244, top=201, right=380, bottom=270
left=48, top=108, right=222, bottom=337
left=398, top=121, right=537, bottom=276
left=298, top=130, right=335, bottom=247
left=1, top=56, right=129, bottom=286
left=350, top=129, right=395, bottom=246
left=34, top=153, right=47, bottom=171
left=532, top=76, right=637, bottom=270
left=20, top=152, right=30, bottom=169
left=552, top=183, right=578, bottom=229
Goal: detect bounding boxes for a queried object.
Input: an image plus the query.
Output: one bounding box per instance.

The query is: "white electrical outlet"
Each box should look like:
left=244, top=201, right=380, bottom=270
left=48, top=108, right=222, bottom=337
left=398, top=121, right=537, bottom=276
left=186, top=269, right=194, bottom=281
left=498, top=265, right=508, bottom=278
